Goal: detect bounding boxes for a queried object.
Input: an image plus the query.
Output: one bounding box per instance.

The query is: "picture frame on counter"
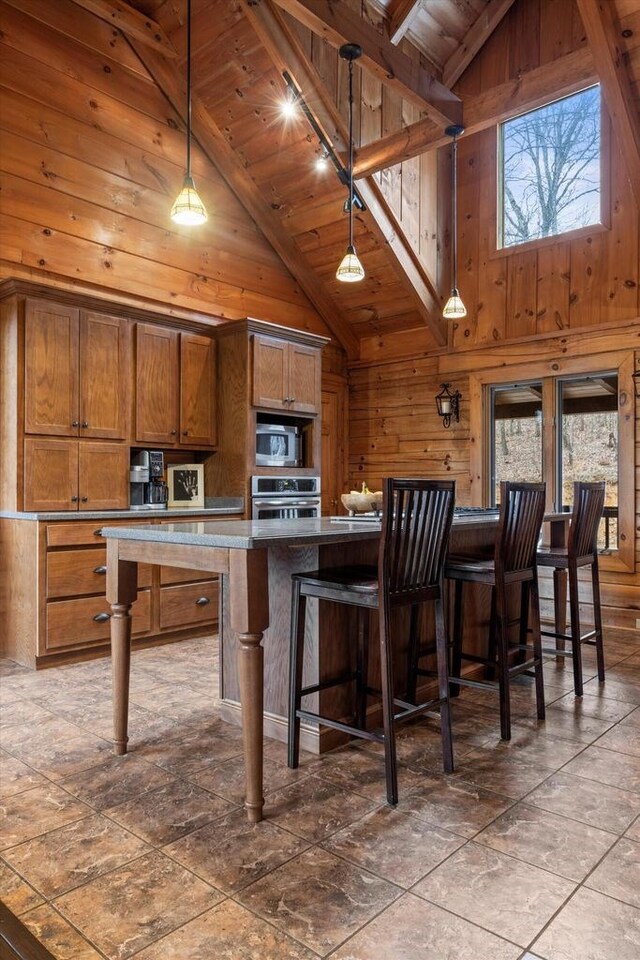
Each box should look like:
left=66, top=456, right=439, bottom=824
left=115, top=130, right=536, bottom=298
left=167, top=463, right=205, bottom=509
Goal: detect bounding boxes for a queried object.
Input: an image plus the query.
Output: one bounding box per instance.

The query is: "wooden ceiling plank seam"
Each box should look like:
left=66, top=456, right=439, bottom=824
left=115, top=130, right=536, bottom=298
left=576, top=0, right=640, bottom=209
left=353, top=46, right=598, bottom=177
left=442, top=0, right=518, bottom=89
left=69, top=0, right=178, bottom=57
left=387, top=0, right=424, bottom=45
left=245, top=0, right=447, bottom=346
left=270, top=0, right=463, bottom=127
left=123, top=32, right=361, bottom=358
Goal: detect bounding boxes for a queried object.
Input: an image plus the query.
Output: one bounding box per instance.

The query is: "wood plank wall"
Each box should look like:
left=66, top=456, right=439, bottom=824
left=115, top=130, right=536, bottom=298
left=348, top=0, right=640, bottom=632
left=0, top=0, right=329, bottom=336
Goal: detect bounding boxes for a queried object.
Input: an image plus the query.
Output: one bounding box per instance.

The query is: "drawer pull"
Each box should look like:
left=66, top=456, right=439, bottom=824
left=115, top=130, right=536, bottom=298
left=195, top=596, right=211, bottom=606
left=93, top=529, right=103, bottom=537
left=93, top=612, right=111, bottom=623
left=93, top=566, right=107, bottom=575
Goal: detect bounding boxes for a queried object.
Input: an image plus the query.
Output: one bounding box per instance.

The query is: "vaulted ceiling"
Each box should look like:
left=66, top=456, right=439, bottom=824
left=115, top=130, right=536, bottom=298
left=42, top=1, right=640, bottom=358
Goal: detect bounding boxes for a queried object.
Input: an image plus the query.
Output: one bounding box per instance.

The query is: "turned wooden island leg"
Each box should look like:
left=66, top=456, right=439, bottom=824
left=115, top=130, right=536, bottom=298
left=228, top=548, right=269, bottom=823
left=106, top=541, right=138, bottom=756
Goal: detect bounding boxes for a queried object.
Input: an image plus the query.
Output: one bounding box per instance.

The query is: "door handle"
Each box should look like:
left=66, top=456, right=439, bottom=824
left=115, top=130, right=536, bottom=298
left=93, top=612, right=111, bottom=623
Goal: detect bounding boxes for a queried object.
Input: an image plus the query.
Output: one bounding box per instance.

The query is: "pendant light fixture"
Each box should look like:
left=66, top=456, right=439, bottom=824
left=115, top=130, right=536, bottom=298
left=443, top=124, right=466, bottom=319
left=336, top=43, right=365, bottom=283
left=170, top=0, right=207, bottom=226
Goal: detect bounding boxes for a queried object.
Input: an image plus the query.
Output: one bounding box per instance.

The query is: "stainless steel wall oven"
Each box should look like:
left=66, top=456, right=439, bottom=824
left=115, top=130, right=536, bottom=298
left=251, top=476, right=321, bottom=520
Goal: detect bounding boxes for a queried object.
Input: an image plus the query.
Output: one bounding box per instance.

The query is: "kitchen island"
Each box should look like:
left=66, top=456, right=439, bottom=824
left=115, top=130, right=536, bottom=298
left=103, top=512, right=568, bottom=822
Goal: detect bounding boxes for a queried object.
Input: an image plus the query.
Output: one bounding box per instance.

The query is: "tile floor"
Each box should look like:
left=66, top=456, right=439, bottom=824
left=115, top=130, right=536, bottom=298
left=1, top=628, right=639, bottom=959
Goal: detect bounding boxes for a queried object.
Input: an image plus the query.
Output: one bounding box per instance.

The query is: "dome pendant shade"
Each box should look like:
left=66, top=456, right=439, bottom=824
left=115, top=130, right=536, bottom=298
left=443, top=289, right=467, bottom=319
left=336, top=245, right=365, bottom=282
left=170, top=175, right=208, bottom=225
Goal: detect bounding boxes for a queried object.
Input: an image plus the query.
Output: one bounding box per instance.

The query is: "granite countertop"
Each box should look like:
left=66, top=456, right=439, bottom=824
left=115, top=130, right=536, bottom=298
left=0, top=497, right=244, bottom=521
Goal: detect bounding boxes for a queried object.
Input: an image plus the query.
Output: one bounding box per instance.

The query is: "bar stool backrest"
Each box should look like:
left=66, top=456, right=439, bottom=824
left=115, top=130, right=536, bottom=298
left=496, top=481, right=546, bottom=578
left=379, top=478, right=456, bottom=606
left=569, top=481, right=606, bottom=561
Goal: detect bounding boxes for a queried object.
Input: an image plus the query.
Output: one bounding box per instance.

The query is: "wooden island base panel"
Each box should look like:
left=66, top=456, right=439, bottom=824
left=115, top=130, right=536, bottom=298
left=103, top=514, right=569, bottom=823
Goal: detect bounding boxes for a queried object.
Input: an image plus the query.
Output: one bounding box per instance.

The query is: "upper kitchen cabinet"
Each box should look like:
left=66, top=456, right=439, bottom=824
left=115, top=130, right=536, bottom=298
left=135, top=324, right=216, bottom=448
left=252, top=333, right=321, bottom=415
left=24, top=301, right=129, bottom=440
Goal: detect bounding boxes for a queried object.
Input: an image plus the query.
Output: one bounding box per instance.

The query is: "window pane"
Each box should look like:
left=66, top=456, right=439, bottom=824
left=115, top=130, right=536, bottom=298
left=500, top=86, right=601, bottom=247
left=490, top=382, right=543, bottom=505
left=558, top=374, right=618, bottom=551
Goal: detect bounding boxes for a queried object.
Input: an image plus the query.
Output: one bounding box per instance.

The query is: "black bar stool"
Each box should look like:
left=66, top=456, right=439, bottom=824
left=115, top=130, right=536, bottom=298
left=537, top=481, right=606, bottom=697
left=444, top=481, right=546, bottom=741
left=288, top=478, right=456, bottom=806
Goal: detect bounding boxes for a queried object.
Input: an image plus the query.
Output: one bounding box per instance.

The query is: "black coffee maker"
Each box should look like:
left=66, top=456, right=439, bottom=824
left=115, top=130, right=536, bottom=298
left=129, top=450, right=168, bottom=510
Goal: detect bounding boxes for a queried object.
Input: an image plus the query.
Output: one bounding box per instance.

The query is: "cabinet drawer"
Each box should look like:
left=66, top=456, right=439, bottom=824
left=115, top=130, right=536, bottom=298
left=47, top=522, right=120, bottom=547
left=46, top=590, right=151, bottom=651
left=47, top=548, right=152, bottom=598
left=160, top=565, right=218, bottom=586
left=159, top=582, right=218, bottom=630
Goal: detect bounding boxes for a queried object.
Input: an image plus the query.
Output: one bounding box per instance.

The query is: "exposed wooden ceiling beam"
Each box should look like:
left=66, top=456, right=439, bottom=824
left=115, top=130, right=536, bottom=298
left=387, top=0, right=423, bottom=45
left=245, top=0, right=447, bottom=347
left=353, top=46, right=597, bottom=177
left=576, top=0, right=640, bottom=209
left=124, top=36, right=361, bottom=359
left=443, top=0, right=517, bottom=89
left=270, top=0, right=462, bottom=128
left=70, top=0, right=177, bottom=57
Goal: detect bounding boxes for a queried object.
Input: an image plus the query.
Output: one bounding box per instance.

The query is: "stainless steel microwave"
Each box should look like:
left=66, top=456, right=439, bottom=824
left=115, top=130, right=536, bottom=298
left=255, top=423, right=301, bottom=467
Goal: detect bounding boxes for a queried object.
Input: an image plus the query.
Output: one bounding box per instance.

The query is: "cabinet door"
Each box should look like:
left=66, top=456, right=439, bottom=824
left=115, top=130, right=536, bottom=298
left=135, top=323, right=179, bottom=444
left=252, top=335, right=288, bottom=409
left=78, top=442, right=128, bottom=510
left=24, top=438, right=78, bottom=511
left=79, top=312, right=129, bottom=439
left=288, top=343, right=321, bottom=414
left=180, top=333, right=216, bottom=446
left=24, top=300, right=79, bottom=436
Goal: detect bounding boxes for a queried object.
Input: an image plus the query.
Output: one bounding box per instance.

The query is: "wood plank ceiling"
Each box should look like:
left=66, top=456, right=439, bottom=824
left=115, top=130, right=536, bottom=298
left=78, top=0, right=640, bottom=359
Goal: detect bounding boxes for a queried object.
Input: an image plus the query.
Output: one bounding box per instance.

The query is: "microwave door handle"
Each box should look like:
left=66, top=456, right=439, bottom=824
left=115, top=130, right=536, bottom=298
left=257, top=499, right=320, bottom=507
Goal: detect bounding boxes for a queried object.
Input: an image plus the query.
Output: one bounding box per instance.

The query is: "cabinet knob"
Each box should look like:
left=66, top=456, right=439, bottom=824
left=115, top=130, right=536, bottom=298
left=93, top=566, right=107, bottom=575
left=81, top=420, right=89, bottom=428
left=93, top=529, right=102, bottom=537
left=289, top=397, right=296, bottom=405
left=182, top=430, right=188, bottom=436
left=72, top=420, right=79, bottom=427
left=195, top=596, right=211, bottom=606
left=71, top=495, right=78, bottom=502
left=81, top=496, right=88, bottom=503
left=93, top=612, right=111, bottom=623
left=171, top=429, right=177, bottom=436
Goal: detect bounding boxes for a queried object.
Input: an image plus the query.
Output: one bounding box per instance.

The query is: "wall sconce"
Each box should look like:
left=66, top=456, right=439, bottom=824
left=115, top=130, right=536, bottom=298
left=633, top=369, right=640, bottom=398
left=435, top=383, right=461, bottom=428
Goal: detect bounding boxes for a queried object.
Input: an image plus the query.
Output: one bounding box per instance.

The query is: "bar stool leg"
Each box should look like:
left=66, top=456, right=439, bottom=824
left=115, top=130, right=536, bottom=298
left=568, top=563, right=583, bottom=697
left=496, top=588, right=511, bottom=740
left=379, top=606, right=398, bottom=806
left=530, top=576, right=545, bottom=721
left=553, top=568, right=567, bottom=661
left=435, top=594, right=454, bottom=774
left=592, top=559, right=605, bottom=683
left=288, top=584, right=306, bottom=768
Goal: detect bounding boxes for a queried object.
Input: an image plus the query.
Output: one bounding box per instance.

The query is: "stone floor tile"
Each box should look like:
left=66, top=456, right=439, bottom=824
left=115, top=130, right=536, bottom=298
left=263, top=775, right=376, bottom=841
left=1, top=813, right=150, bottom=898
left=403, top=774, right=514, bottom=838
left=21, top=904, right=105, bottom=960
left=562, top=745, right=640, bottom=792
left=0, top=752, right=46, bottom=798
left=477, top=727, right=586, bottom=767
left=525, top=771, right=640, bottom=834
left=132, top=899, right=317, bottom=959
left=626, top=816, right=640, bottom=841
left=135, top=723, right=243, bottom=777
left=582, top=676, right=640, bottom=705
left=513, top=709, right=615, bottom=744
left=3, top=731, right=114, bottom=781
left=0, top=860, right=44, bottom=914
left=330, top=893, right=521, bottom=960
left=314, top=746, right=426, bottom=801
left=533, top=887, right=640, bottom=960
left=191, top=754, right=311, bottom=804
left=164, top=807, right=309, bottom=893
left=58, top=754, right=176, bottom=811
left=237, top=846, right=399, bottom=955
left=474, top=801, right=616, bottom=881
left=0, top=783, right=90, bottom=849
left=413, top=842, right=574, bottom=946
left=584, top=836, right=640, bottom=908
left=550, top=692, right=637, bottom=723
left=0, top=699, right=54, bottom=728
left=55, top=850, right=223, bottom=960
left=321, top=805, right=465, bottom=887
left=452, top=749, right=555, bottom=799
left=592, top=723, right=640, bottom=757
left=620, top=707, right=640, bottom=727
left=105, top=778, right=236, bottom=845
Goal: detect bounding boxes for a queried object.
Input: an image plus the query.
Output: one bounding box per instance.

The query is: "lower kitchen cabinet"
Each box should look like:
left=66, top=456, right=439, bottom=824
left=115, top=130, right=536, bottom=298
left=0, top=513, right=237, bottom=668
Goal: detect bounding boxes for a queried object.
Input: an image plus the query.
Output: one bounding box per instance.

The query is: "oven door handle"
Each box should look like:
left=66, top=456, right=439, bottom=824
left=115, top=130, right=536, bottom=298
left=255, top=498, right=321, bottom=507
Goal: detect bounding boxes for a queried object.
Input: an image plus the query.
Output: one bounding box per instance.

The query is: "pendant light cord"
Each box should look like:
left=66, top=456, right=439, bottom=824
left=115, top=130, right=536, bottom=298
left=348, top=57, right=354, bottom=249
left=186, top=0, right=192, bottom=178
left=451, top=134, right=457, bottom=291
